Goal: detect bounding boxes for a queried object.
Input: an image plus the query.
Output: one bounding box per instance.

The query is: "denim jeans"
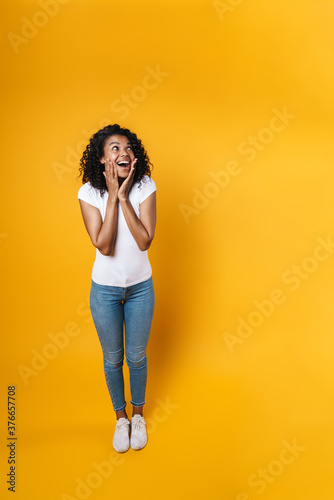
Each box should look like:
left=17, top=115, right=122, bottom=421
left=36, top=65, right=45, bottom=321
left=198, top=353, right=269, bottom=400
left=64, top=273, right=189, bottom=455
left=89, top=276, right=155, bottom=411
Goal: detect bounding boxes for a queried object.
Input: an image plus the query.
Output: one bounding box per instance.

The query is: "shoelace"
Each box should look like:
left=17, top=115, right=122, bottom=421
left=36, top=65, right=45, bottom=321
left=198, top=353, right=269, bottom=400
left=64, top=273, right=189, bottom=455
left=132, top=416, right=146, bottom=431
left=115, top=420, right=130, bottom=435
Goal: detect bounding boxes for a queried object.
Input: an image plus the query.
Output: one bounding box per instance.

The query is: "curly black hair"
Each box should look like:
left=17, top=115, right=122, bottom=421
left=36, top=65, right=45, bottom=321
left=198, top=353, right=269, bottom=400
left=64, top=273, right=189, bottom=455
left=78, top=124, right=153, bottom=196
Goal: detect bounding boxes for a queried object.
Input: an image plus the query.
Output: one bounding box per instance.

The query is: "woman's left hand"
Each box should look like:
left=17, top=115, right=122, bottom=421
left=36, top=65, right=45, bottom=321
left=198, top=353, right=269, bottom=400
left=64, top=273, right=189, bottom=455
left=118, top=158, right=137, bottom=201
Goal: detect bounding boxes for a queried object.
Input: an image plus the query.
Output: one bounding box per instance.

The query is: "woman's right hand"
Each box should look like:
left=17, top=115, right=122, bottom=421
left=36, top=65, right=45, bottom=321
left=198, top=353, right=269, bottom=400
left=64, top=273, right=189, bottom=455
left=103, top=159, right=119, bottom=201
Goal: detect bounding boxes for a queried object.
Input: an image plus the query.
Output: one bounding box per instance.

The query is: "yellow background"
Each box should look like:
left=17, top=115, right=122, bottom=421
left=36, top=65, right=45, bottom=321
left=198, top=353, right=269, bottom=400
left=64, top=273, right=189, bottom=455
left=2, top=0, right=334, bottom=498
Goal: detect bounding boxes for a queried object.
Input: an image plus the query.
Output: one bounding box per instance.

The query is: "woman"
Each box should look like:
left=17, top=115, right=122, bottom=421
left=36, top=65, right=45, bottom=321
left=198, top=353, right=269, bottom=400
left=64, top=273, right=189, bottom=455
left=78, top=124, right=157, bottom=453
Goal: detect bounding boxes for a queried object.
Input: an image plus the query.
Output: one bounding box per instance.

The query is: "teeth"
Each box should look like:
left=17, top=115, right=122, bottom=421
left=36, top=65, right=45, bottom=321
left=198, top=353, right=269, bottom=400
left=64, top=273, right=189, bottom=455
left=118, top=161, right=129, bottom=166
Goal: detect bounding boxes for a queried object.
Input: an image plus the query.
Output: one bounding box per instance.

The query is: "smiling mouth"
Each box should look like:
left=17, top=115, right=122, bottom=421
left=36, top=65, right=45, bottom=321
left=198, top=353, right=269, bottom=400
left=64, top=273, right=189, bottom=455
left=117, top=161, right=130, bottom=168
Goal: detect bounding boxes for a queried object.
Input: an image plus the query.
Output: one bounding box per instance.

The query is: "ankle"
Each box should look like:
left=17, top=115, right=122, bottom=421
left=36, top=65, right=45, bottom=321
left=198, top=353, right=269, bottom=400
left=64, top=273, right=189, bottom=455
left=116, top=410, right=128, bottom=420
left=132, top=406, right=143, bottom=417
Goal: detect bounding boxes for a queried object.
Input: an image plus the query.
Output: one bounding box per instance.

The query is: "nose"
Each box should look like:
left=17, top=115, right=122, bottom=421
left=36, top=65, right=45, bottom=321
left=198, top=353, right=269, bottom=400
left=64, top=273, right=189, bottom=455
left=119, top=148, right=129, bottom=157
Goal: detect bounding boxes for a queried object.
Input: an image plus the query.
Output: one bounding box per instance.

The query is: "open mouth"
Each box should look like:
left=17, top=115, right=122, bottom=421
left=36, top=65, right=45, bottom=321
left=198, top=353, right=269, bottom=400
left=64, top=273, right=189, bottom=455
left=117, top=161, right=130, bottom=168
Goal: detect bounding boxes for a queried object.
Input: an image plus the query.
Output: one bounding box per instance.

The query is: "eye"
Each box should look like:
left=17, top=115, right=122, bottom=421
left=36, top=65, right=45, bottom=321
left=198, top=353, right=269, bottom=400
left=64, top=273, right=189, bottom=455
left=112, top=145, right=118, bottom=150
left=127, top=146, right=133, bottom=150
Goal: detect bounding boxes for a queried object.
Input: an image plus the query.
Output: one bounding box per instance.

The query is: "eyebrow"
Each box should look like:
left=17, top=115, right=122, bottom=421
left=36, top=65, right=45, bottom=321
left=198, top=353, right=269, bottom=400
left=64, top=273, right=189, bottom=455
left=108, top=141, right=132, bottom=146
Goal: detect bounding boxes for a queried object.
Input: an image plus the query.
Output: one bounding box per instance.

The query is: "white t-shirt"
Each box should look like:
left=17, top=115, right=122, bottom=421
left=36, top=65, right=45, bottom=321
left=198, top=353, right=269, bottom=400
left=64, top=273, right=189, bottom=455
left=78, top=176, right=156, bottom=287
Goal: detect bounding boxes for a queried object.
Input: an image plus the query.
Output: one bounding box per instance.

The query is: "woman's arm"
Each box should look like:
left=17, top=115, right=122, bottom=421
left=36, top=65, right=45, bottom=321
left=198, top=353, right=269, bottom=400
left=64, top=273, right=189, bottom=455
left=119, top=191, right=157, bottom=251
left=78, top=159, right=119, bottom=256
left=79, top=198, right=118, bottom=256
left=116, top=160, right=156, bottom=251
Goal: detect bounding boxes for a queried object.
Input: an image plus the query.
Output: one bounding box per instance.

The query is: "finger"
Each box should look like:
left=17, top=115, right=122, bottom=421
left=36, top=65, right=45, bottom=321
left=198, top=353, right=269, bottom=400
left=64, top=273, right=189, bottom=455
left=123, top=168, right=135, bottom=186
left=106, top=159, right=115, bottom=179
left=130, top=163, right=136, bottom=177
left=128, top=158, right=136, bottom=175
left=112, top=160, right=118, bottom=177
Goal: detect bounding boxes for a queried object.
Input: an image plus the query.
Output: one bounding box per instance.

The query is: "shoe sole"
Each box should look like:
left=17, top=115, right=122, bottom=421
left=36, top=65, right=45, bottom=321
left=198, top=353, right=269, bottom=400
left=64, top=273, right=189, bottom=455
left=113, top=446, right=130, bottom=453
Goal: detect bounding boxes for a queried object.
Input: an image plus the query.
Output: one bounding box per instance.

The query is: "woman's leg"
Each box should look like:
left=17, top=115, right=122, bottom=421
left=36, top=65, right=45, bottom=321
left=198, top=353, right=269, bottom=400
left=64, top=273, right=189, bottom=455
left=123, top=276, right=155, bottom=416
left=89, top=280, right=127, bottom=416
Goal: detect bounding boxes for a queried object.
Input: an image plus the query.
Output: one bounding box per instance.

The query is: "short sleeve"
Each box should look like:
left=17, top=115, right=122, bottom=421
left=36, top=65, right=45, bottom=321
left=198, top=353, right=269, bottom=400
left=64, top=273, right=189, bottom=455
left=78, top=182, right=99, bottom=208
left=138, top=176, right=157, bottom=204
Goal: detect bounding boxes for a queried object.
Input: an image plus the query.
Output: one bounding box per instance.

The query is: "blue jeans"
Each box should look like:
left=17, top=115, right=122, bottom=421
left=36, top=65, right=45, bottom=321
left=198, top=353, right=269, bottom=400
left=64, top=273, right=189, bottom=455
left=89, top=276, right=155, bottom=411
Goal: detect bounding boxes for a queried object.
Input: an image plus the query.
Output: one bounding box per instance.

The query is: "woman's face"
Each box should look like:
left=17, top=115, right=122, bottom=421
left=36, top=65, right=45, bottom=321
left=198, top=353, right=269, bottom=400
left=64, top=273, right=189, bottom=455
left=100, top=134, right=135, bottom=179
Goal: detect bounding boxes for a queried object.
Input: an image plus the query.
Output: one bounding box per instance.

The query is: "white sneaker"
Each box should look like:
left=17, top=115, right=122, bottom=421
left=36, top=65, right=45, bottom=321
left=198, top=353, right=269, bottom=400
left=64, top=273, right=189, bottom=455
left=130, top=415, right=148, bottom=450
left=113, top=418, right=130, bottom=453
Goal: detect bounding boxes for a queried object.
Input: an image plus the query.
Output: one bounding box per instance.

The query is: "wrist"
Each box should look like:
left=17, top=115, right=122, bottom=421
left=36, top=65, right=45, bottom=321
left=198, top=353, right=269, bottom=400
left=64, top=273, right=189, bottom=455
left=107, top=196, right=118, bottom=204
left=118, top=196, right=128, bottom=204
